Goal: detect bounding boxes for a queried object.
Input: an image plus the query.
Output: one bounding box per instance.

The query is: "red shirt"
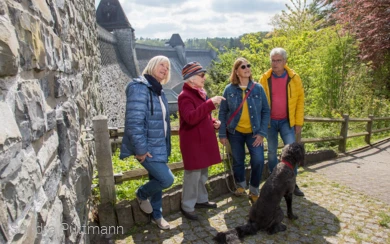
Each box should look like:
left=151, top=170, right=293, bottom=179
left=271, top=74, right=288, bottom=120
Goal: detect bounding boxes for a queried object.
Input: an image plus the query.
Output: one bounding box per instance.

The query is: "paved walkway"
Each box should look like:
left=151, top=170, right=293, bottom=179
left=115, top=140, right=390, bottom=244
left=307, top=139, right=390, bottom=205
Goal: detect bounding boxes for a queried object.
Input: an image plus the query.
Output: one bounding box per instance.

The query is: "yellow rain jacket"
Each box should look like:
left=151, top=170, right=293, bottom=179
left=259, top=65, right=304, bottom=127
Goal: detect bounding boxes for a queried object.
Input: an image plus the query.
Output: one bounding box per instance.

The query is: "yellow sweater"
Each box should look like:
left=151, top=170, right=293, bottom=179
left=235, top=87, right=252, bottom=133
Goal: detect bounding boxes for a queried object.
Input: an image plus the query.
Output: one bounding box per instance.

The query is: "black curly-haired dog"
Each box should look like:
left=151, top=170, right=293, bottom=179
left=214, top=142, right=305, bottom=244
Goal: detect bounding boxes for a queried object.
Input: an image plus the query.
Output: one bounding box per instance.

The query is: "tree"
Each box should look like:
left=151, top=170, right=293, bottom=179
left=270, top=0, right=322, bottom=35
left=323, top=0, right=390, bottom=67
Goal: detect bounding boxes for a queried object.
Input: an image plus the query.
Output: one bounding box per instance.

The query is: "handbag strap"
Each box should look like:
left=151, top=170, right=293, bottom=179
left=226, top=82, right=256, bottom=126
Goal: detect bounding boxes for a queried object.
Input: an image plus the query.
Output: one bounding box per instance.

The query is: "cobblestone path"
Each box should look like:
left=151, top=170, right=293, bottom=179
left=112, top=140, right=390, bottom=243
left=115, top=168, right=390, bottom=243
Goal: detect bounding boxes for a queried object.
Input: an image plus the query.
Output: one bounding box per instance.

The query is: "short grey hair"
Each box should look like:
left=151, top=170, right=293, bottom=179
left=184, top=76, right=196, bottom=83
left=270, top=47, right=287, bottom=61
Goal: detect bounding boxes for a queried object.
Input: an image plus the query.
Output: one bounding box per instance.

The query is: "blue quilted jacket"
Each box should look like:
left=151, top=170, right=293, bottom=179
left=120, top=76, right=171, bottom=162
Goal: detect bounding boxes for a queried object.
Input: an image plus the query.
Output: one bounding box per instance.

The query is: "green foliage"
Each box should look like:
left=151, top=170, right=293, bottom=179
left=169, top=133, right=182, bottom=163
left=185, top=37, right=245, bottom=50
left=204, top=47, right=238, bottom=97
left=135, top=37, right=168, bottom=46
left=136, top=36, right=257, bottom=50
left=378, top=212, right=390, bottom=228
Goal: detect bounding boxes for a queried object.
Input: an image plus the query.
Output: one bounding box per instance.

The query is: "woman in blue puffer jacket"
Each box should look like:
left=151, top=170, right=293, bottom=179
left=120, top=56, right=174, bottom=230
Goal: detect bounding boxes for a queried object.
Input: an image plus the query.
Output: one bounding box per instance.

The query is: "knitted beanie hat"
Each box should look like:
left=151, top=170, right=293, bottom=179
left=182, top=61, right=207, bottom=80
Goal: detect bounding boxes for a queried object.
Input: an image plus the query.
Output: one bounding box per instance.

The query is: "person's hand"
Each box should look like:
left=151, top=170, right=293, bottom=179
left=211, top=96, right=225, bottom=105
left=213, top=120, right=221, bottom=129
left=220, top=138, right=228, bottom=146
left=252, top=134, right=264, bottom=147
left=295, top=126, right=302, bottom=135
left=135, top=152, right=152, bottom=163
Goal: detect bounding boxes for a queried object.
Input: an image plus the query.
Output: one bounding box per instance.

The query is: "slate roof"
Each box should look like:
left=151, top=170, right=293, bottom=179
left=165, top=34, right=185, bottom=47
left=97, top=0, right=133, bottom=31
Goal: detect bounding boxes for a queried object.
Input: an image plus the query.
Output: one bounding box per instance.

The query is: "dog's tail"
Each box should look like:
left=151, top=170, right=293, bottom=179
left=213, top=221, right=258, bottom=244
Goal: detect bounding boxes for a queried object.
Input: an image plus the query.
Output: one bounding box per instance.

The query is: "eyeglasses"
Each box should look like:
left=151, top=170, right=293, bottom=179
left=240, top=64, right=251, bottom=69
left=271, top=59, right=284, bottom=63
left=197, top=73, right=205, bottom=78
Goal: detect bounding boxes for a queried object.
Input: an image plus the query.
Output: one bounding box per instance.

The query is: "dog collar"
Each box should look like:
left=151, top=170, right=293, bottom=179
left=282, top=161, right=294, bottom=170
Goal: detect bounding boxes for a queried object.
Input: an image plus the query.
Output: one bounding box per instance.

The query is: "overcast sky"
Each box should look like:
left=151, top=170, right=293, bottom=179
left=95, top=0, right=295, bottom=40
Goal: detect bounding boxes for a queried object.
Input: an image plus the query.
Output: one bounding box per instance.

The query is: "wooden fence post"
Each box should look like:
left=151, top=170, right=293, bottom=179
left=365, top=115, right=374, bottom=145
left=338, top=114, right=349, bottom=153
left=93, top=115, right=116, bottom=204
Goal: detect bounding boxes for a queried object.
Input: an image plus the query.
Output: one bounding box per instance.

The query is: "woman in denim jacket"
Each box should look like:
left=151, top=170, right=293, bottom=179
left=218, top=57, right=270, bottom=203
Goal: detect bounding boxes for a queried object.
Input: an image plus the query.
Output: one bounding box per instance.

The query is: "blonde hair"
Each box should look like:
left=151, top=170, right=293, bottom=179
left=229, top=57, right=253, bottom=85
left=142, top=55, right=171, bottom=85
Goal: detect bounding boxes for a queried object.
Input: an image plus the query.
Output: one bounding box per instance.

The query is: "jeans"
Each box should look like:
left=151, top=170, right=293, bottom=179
left=136, top=160, right=174, bottom=219
left=267, top=118, right=297, bottom=175
left=228, top=131, right=265, bottom=195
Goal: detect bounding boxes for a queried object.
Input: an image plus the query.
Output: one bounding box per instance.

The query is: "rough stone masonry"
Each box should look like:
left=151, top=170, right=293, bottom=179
left=0, top=0, right=102, bottom=243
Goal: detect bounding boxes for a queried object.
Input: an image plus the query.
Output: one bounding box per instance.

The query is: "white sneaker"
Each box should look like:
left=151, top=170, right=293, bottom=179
left=136, top=195, right=153, bottom=214
left=152, top=217, right=170, bottom=230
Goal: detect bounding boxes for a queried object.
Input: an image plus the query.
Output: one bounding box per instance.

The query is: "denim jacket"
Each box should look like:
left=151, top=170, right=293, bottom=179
left=218, top=80, right=270, bottom=138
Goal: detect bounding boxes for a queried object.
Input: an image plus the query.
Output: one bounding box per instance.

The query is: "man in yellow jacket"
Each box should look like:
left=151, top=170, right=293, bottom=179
left=259, top=47, right=305, bottom=196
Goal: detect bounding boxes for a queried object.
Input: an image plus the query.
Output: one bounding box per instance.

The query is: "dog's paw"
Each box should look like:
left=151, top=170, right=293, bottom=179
left=287, top=213, right=298, bottom=220
left=213, top=232, right=227, bottom=243
left=279, top=223, right=287, bottom=232
left=266, top=223, right=287, bottom=235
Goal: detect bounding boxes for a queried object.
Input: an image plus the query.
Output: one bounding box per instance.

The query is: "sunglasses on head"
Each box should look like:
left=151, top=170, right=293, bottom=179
left=197, top=73, right=205, bottom=78
left=240, top=64, right=251, bottom=69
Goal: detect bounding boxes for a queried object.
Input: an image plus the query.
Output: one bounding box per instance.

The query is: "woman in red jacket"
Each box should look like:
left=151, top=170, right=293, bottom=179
left=178, top=62, right=225, bottom=220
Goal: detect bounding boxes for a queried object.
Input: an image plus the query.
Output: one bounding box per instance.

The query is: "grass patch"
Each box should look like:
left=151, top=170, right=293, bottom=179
left=298, top=170, right=310, bottom=177
left=308, top=181, right=326, bottom=187
left=349, top=231, right=363, bottom=242
left=356, top=225, right=363, bottom=233
left=310, top=226, right=322, bottom=235
left=346, top=131, right=390, bottom=151
left=333, top=217, right=340, bottom=224
left=331, top=182, right=340, bottom=188
left=378, top=212, right=390, bottom=228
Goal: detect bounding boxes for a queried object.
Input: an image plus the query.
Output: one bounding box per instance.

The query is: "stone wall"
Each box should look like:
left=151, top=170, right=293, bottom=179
left=0, top=0, right=102, bottom=243
left=114, top=28, right=140, bottom=78
left=97, top=26, right=133, bottom=128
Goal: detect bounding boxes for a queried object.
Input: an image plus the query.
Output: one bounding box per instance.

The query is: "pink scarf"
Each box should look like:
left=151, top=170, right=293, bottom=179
left=196, top=88, right=207, bottom=100
left=188, top=84, right=207, bottom=100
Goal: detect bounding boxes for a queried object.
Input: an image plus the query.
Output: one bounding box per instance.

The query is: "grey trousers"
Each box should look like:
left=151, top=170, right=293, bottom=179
left=181, top=168, right=209, bottom=212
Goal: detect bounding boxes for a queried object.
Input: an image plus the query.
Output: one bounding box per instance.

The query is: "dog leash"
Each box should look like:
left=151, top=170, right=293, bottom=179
left=222, top=145, right=239, bottom=194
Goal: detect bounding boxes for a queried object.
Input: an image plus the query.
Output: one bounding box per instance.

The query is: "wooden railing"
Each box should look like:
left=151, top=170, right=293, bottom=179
left=91, top=114, right=390, bottom=206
